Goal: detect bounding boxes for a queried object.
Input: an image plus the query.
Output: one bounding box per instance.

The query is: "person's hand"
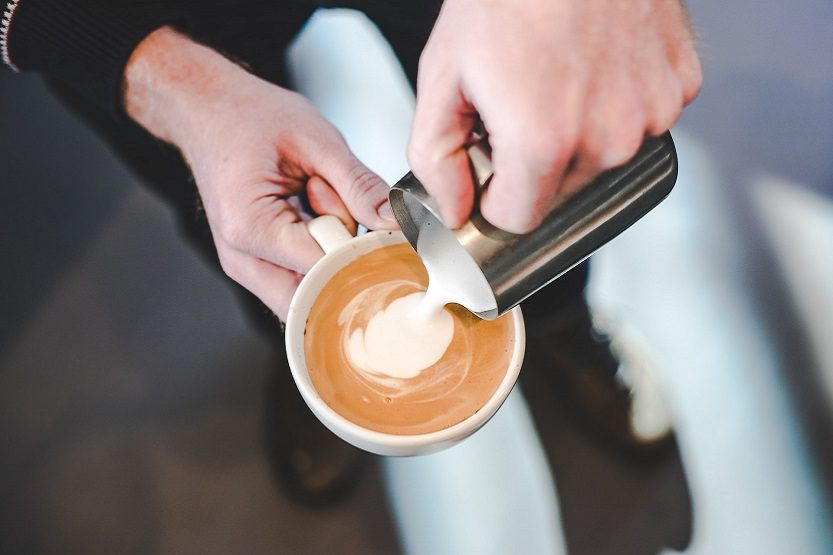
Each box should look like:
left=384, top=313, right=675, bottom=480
left=409, top=0, right=702, bottom=233
left=124, top=27, right=395, bottom=320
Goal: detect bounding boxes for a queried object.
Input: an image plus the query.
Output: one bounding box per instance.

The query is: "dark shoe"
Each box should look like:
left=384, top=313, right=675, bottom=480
left=262, top=347, right=369, bottom=506
left=524, top=299, right=675, bottom=461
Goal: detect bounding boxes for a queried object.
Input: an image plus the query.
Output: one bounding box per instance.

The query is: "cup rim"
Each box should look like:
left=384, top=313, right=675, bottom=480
left=285, top=229, right=525, bottom=450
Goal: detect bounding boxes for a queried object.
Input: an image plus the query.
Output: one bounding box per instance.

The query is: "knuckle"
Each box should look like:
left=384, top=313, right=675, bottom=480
left=408, top=144, right=446, bottom=188
left=680, top=54, right=703, bottom=104
left=345, top=164, right=381, bottom=203
left=207, top=195, right=250, bottom=252
left=406, top=140, right=423, bottom=172
left=683, top=68, right=703, bottom=105
left=217, top=250, right=241, bottom=283
left=415, top=38, right=444, bottom=83
left=407, top=136, right=434, bottom=178
left=653, top=71, right=686, bottom=130
left=219, top=219, right=249, bottom=252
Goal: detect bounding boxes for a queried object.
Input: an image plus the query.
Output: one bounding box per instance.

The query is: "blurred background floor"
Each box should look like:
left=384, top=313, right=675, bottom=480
left=1, top=1, right=832, bottom=554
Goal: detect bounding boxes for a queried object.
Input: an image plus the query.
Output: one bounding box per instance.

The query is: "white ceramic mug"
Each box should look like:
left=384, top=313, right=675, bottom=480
left=284, top=215, right=525, bottom=456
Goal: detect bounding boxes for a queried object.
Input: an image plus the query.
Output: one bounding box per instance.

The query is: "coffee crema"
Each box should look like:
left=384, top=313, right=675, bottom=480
left=304, top=243, right=515, bottom=436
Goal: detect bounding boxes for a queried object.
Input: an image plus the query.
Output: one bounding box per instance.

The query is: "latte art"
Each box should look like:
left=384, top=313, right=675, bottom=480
left=304, top=243, right=515, bottom=436
left=340, top=283, right=474, bottom=406
left=341, top=286, right=455, bottom=381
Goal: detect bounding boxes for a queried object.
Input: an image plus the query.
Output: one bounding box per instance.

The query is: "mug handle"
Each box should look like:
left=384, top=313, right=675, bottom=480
left=307, top=215, right=354, bottom=254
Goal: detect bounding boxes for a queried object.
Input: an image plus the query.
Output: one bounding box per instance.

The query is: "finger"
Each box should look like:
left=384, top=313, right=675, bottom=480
left=314, top=142, right=396, bottom=231
left=481, top=150, right=568, bottom=234
left=216, top=244, right=304, bottom=322
left=678, top=47, right=703, bottom=105
left=668, top=12, right=703, bottom=106
left=227, top=196, right=324, bottom=275
left=558, top=156, right=599, bottom=198
left=480, top=121, right=576, bottom=234
left=561, top=83, right=646, bottom=196
left=307, top=175, right=357, bottom=235
left=408, top=61, right=477, bottom=228
left=640, top=62, right=684, bottom=137
left=646, top=88, right=684, bottom=138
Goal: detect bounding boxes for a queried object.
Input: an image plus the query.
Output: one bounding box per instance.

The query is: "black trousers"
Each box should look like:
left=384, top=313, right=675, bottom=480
left=48, top=1, right=587, bottom=338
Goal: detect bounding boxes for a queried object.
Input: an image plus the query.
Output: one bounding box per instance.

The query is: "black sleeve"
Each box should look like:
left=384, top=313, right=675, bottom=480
left=2, top=1, right=183, bottom=118
left=1, top=1, right=309, bottom=120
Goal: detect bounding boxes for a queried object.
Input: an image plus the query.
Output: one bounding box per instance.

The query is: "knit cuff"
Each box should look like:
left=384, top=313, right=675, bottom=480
left=3, top=1, right=181, bottom=118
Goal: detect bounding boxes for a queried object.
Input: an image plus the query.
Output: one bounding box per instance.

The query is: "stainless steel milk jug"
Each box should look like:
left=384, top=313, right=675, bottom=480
left=388, top=132, right=678, bottom=319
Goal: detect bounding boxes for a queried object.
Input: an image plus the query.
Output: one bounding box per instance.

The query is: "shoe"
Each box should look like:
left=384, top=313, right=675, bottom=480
left=523, top=299, right=675, bottom=461
left=262, top=345, right=369, bottom=505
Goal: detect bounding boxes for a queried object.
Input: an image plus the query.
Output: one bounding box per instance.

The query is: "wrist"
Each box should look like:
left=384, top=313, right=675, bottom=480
left=122, top=26, right=254, bottom=151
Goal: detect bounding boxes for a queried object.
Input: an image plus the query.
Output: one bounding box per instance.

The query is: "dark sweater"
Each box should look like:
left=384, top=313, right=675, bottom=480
left=1, top=1, right=316, bottom=118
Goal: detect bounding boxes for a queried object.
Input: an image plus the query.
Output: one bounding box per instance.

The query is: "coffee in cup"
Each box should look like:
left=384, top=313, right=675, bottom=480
left=304, top=242, right=516, bottom=436
left=285, top=216, right=524, bottom=456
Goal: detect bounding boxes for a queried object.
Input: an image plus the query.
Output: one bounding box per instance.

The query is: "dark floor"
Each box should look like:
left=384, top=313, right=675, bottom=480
left=0, top=71, right=694, bottom=554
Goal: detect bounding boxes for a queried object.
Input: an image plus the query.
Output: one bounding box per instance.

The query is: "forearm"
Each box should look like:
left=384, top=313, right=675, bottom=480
left=123, top=26, right=250, bottom=149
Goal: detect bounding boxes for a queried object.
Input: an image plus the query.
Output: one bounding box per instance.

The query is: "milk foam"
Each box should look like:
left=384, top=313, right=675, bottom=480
left=346, top=291, right=453, bottom=379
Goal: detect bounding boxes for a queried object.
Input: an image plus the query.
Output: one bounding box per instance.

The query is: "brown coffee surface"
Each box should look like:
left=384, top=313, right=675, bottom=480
left=304, top=243, right=515, bottom=435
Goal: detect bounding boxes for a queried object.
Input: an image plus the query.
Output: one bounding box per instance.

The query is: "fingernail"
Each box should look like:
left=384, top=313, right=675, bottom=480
left=377, top=201, right=396, bottom=222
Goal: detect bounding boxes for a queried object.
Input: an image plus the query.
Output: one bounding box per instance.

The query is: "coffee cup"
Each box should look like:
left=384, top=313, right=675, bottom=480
left=284, top=215, right=525, bottom=456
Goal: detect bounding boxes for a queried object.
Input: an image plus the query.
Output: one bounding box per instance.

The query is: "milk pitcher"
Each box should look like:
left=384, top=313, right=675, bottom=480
left=388, top=132, right=678, bottom=320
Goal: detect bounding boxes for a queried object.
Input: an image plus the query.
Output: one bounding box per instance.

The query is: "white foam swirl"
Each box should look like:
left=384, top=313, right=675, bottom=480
left=337, top=280, right=472, bottom=402
left=346, top=292, right=453, bottom=379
